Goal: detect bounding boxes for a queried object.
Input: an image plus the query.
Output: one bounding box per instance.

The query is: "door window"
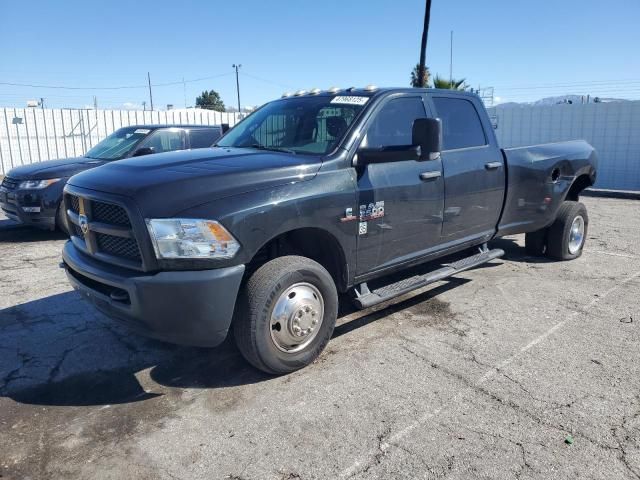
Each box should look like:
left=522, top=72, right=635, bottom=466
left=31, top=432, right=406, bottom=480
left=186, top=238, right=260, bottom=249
left=189, top=128, right=221, bottom=148
left=362, top=96, right=426, bottom=148
left=138, top=129, right=185, bottom=153
left=432, top=97, right=486, bottom=150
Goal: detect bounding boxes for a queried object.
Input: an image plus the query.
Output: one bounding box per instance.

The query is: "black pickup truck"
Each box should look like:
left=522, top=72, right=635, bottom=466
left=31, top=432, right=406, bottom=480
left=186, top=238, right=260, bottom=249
left=61, top=88, right=597, bottom=374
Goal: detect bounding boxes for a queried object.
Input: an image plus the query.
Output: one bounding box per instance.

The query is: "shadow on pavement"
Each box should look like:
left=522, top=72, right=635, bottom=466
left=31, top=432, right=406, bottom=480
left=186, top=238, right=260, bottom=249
left=1, top=247, right=507, bottom=408
left=490, top=237, right=554, bottom=264
left=0, top=224, right=67, bottom=243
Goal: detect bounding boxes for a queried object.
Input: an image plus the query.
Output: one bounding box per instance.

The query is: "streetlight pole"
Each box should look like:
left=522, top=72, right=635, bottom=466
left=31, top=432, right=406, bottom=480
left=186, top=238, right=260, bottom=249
left=232, top=64, right=242, bottom=113
left=449, top=30, right=454, bottom=85
left=418, top=0, right=432, bottom=87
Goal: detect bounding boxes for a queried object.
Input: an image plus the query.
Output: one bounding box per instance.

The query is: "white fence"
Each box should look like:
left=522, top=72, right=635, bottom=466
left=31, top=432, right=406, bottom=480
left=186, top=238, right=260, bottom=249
left=489, top=101, right=640, bottom=191
left=0, top=108, right=242, bottom=174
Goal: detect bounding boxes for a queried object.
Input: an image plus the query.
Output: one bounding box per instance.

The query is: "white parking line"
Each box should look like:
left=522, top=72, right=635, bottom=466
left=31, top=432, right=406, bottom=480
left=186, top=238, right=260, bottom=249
left=585, top=249, right=638, bottom=259
left=339, top=269, right=640, bottom=478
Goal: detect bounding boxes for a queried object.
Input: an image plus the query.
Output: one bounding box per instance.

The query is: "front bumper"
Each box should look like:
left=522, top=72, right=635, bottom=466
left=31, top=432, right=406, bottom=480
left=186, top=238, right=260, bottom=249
left=0, top=186, right=58, bottom=229
left=62, top=241, right=246, bottom=347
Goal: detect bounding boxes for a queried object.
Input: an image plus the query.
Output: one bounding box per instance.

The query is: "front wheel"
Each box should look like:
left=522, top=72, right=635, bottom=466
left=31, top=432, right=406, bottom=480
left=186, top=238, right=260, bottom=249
left=56, top=204, right=70, bottom=235
left=234, top=255, right=338, bottom=374
left=546, top=201, right=588, bottom=260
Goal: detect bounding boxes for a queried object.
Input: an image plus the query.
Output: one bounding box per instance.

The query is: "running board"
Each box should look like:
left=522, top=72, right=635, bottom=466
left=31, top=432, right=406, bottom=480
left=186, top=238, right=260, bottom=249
left=353, top=247, right=504, bottom=310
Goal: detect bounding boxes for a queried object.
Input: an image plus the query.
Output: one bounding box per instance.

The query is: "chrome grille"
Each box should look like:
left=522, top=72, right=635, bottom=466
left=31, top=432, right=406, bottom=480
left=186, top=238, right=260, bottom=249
left=66, top=193, right=143, bottom=269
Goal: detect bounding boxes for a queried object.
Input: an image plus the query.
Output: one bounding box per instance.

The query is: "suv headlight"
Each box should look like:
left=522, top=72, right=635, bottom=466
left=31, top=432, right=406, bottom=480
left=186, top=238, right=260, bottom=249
left=19, top=178, right=60, bottom=189
left=146, top=218, right=240, bottom=259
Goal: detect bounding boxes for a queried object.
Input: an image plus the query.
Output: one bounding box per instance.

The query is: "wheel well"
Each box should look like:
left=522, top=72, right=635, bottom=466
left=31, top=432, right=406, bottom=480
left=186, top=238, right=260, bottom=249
left=246, top=228, right=349, bottom=292
left=566, top=174, right=593, bottom=201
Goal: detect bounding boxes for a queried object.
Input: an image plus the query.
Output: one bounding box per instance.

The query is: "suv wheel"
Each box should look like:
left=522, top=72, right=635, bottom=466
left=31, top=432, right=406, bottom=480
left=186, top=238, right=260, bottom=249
left=234, top=255, right=338, bottom=374
left=56, top=204, right=69, bottom=235
left=546, top=201, right=588, bottom=260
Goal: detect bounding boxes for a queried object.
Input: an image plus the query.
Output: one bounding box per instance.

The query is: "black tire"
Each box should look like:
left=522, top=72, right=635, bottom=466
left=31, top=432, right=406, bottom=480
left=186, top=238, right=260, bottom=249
left=234, top=255, right=338, bottom=374
left=546, top=201, right=588, bottom=260
left=56, top=204, right=69, bottom=235
left=525, top=229, right=547, bottom=256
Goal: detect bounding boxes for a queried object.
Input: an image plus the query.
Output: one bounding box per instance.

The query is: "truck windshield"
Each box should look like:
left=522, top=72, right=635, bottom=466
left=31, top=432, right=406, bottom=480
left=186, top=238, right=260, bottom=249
left=85, top=127, right=150, bottom=160
left=217, top=96, right=367, bottom=155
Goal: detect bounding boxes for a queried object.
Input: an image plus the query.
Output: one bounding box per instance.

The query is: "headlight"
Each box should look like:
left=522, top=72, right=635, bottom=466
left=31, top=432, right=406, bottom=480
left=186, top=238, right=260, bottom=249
left=146, top=218, right=240, bottom=259
left=19, top=178, right=61, bottom=189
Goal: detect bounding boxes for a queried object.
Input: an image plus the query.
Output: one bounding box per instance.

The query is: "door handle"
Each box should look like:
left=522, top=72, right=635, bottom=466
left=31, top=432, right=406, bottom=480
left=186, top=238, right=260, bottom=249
left=485, top=161, right=502, bottom=170
left=419, top=171, right=442, bottom=181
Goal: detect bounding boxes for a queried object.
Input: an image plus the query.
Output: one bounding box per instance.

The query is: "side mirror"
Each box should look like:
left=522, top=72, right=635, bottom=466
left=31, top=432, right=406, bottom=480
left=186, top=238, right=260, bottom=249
left=221, top=123, right=230, bottom=134
left=412, top=118, right=442, bottom=160
left=132, top=146, right=155, bottom=157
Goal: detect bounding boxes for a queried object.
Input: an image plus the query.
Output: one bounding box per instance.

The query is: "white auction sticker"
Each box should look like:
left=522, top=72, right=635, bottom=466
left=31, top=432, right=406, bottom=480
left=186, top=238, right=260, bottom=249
left=134, top=128, right=151, bottom=134
left=330, top=96, right=369, bottom=106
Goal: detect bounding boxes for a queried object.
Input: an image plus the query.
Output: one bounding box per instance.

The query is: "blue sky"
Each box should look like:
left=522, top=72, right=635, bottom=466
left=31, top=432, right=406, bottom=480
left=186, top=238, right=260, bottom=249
left=1, top=0, right=639, bottom=109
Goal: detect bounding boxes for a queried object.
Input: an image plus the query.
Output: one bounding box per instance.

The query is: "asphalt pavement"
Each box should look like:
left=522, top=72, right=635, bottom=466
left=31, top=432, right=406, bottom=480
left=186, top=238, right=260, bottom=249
left=1, top=196, right=639, bottom=479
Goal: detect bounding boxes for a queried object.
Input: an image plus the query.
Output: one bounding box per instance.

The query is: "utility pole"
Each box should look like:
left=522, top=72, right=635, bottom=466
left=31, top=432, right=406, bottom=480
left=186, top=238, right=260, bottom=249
left=183, top=77, right=187, bottom=108
left=147, top=72, right=154, bottom=111
left=449, top=31, right=454, bottom=85
left=232, top=64, right=242, bottom=113
left=142, top=101, right=146, bottom=111
left=93, top=95, right=98, bottom=110
left=418, top=0, right=432, bottom=88
left=40, top=97, right=45, bottom=109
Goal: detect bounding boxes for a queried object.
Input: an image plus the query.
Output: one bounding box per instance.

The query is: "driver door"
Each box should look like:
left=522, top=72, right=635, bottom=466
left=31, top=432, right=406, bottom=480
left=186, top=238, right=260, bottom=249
left=355, top=94, right=444, bottom=276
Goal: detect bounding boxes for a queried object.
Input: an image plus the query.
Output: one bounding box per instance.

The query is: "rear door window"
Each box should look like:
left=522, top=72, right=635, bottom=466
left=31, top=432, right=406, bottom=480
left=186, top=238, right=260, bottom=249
left=189, top=128, right=221, bottom=148
left=432, top=97, right=486, bottom=150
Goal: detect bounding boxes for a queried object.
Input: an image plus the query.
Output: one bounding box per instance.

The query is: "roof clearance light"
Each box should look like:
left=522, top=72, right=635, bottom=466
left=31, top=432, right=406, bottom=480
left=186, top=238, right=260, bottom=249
left=281, top=92, right=292, bottom=98
left=294, top=90, right=307, bottom=96
left=364, top=84, right=378, bottom=92
left=309, top=88, right=321, bottom=95
left=327, top=87, right=341, bottom=93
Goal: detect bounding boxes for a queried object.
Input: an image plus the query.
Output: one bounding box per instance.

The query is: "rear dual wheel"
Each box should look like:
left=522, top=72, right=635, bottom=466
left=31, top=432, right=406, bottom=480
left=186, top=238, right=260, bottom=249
left=524, top=201, right=588, bottom=260
left=234, top=255, right=338, bottom=374
left=546, top=201, right=588, bottom=260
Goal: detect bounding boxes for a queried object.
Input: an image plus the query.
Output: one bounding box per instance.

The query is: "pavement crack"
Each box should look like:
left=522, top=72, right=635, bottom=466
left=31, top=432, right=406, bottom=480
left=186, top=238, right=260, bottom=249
left=47, top=347, right=73, bottom=384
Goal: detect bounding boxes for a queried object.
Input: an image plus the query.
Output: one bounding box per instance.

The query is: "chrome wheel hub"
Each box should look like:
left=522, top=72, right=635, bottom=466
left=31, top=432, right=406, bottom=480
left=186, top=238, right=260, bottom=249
left=568, top=215, right=585, bottom=254
left=270, top=282, right=324, bottom=353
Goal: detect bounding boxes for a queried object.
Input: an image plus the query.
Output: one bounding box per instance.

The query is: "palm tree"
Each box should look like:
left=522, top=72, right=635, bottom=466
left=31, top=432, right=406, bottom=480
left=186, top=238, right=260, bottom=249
left=410, top=64, right=431, bottom=87
left=433, top=75, right=467, bottom=90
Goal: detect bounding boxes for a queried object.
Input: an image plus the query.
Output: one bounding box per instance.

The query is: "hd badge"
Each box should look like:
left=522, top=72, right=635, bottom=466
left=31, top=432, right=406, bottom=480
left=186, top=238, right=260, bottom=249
left=341, top=201, right=385, bottom=235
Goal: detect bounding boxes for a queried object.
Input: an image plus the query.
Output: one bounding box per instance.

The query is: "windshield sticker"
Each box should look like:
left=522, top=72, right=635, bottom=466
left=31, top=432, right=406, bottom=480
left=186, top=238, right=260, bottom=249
left=330, top=96, right=369, bottom=106
left=134, top=128, right=151, bottom=134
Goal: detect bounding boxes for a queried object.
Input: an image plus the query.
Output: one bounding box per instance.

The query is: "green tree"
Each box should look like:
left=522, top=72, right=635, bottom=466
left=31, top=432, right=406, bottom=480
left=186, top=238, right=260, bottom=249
left=433, top=75, right=467, bottom=90
left=410, top=63, right=431, bottom=87
left=195, top=90, right=226, bottom=111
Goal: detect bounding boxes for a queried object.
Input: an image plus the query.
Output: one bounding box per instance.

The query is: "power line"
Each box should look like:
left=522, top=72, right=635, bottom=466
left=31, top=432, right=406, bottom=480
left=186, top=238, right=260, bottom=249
left=493, top=79, right=640, bottom=90
left=0, top=71, right=235, bottom=91
left=239, top=71, right=296, bottom=90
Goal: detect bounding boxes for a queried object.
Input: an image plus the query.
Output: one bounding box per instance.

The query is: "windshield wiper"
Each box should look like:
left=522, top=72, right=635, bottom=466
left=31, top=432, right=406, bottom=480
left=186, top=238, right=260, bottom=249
left=248, top=144, right=297, bottom=155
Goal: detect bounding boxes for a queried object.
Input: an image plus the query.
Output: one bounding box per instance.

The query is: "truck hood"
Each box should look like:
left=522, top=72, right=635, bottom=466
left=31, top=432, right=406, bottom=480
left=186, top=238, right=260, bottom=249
left=8, top=157, right=106, bottom=180
left=66, top=147, right=322, bottom=214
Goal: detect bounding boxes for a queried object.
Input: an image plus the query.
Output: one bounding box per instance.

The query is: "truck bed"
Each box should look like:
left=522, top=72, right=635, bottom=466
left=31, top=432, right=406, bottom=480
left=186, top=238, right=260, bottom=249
left=497, top=140, right=597, bottom=237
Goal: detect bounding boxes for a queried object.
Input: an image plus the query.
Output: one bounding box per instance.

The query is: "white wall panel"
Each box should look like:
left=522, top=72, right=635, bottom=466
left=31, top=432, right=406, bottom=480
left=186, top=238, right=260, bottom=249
left=489, top=101, right=640, bottom=191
